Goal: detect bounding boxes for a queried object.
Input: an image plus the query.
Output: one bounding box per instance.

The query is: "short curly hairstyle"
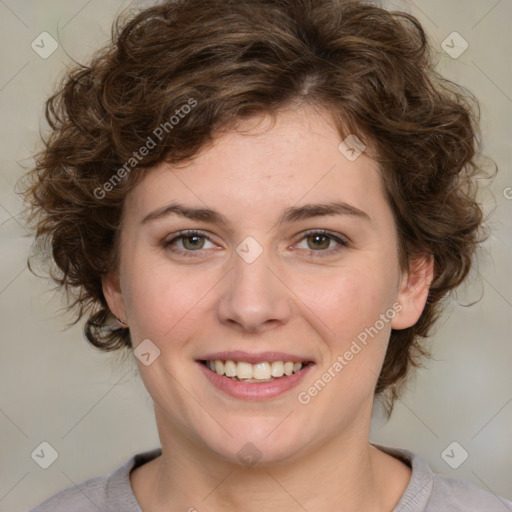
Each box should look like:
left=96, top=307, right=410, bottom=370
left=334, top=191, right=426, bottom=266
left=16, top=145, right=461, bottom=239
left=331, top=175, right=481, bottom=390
left=23, top=0, right=488, bottom=407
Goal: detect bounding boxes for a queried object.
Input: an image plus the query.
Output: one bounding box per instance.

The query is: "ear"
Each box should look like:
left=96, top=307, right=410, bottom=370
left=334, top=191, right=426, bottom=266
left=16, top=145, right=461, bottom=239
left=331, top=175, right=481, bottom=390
left=102, top=272, right=127, bottom=325
left=391, top=253, right=434, bottom=330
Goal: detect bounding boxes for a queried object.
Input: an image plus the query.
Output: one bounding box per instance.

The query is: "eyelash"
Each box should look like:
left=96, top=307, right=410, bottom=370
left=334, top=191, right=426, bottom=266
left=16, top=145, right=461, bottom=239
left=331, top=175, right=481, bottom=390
left=163, top=230, right=349, bottom=258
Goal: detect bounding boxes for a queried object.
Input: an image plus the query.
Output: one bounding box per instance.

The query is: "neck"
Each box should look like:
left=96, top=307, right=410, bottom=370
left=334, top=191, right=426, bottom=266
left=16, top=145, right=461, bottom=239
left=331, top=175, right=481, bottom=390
left=131, top=404, right=410, bottom=512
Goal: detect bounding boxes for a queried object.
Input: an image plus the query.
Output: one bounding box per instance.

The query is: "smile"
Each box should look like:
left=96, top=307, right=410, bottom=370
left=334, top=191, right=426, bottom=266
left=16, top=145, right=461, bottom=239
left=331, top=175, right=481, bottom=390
left=197, top=353, right=315, bottom=400
left=201, top=359, right=311, bottom=382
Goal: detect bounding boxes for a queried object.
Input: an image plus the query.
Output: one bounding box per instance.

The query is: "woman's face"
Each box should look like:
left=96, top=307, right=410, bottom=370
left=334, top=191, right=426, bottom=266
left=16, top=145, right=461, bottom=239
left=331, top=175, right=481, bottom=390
left=104, top=106, right=431, bottom=465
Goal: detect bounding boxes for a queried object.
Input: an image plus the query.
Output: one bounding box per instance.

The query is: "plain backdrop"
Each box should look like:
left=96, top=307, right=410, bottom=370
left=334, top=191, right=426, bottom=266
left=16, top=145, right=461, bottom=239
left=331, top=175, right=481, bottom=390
left=0, top=0, right=511, bottom=510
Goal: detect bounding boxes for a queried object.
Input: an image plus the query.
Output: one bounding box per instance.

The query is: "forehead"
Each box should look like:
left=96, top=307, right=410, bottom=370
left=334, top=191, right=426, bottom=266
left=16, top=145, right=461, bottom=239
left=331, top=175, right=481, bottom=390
left=125, top=107, right=388, bottom=225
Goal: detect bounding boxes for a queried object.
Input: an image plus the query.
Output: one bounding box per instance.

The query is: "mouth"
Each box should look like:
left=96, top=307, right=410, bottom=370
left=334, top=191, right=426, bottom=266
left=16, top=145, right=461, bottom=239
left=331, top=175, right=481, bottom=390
left=196, top=353, right=315, bottom=400
left=199, top=359, right=314, bottom=383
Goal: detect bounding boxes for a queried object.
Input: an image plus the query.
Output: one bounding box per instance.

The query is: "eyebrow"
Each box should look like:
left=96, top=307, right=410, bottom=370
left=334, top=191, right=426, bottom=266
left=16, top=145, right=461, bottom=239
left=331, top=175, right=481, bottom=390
left=141, top=200, right=371, bottom=226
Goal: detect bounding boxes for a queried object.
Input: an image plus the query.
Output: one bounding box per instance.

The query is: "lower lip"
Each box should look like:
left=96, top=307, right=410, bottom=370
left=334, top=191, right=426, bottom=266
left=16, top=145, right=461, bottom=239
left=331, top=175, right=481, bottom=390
left=197, top=362, right=314, bottom=400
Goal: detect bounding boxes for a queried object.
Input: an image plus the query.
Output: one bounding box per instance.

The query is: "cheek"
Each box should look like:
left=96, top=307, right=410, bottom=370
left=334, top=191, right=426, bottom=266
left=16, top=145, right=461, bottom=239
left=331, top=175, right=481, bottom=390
left=120, top=246, right=226, bottom=345
left=119, top=248, right=174, bottom=333
left=306, top=263, right=397, bottom=341
left=300, top=270, right=395, bottom=399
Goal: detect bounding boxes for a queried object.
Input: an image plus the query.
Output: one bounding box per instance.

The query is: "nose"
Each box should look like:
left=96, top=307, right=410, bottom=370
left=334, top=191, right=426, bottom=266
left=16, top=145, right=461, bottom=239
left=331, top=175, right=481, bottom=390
left=216, top=247, right=292, bottom=334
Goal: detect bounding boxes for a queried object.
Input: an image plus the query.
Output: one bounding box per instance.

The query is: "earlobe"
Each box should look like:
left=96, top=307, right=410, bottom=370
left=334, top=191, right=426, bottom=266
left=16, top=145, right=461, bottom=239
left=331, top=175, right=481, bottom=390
left=391, top=254, right=434, bottom=330
left=102, top=272, right=127, bottom=325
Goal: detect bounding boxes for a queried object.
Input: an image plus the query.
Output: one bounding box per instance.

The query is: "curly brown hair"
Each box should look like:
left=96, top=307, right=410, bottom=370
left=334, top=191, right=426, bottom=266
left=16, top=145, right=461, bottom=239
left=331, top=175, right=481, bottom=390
left=22, top=0, right=489, bottom=407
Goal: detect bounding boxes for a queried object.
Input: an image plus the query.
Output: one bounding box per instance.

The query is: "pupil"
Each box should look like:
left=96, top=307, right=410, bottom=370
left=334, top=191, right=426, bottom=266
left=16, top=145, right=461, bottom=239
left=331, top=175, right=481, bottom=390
left=184, top=235, right=204, bottom=250
left=309, top=234, right=329, bottom=250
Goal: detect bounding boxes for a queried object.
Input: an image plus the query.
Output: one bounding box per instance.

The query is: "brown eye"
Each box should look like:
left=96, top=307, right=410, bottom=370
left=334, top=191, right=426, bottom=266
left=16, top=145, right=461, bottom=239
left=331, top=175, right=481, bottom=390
left=306, top=233, right=331, bottom=250
left=181, top=234, right=206, bottom=250
left=295, top=230, right=348, bottom=256
left=164, top=230, right=216, bottom=257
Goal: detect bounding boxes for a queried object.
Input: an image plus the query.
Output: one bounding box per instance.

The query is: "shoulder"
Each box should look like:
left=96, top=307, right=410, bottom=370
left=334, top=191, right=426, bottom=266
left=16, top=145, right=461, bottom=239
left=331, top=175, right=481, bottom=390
left=26, top=473, right=110, bottom=512
left=428, top=473, right=512, bottom=512
left=26, top=448, right=162, bottom=512
left=373, top=443, right=512, bottom=512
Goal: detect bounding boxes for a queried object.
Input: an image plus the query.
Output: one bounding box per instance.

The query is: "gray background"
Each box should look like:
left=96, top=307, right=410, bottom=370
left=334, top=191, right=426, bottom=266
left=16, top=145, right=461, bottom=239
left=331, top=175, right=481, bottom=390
left=0, top=0, right=511, bottom=510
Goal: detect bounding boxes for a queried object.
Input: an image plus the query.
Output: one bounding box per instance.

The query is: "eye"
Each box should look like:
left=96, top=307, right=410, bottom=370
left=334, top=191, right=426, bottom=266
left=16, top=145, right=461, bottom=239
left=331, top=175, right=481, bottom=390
left=164, top=230, right=216, bottom=256
left=163, top=229, right=349, bottom=258
left=294, top=230, right=348, bottom=255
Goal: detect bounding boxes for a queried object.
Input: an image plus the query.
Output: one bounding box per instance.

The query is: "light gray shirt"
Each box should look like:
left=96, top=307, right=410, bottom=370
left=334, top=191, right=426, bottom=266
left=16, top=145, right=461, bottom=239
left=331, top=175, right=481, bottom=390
left=27, top=444, right=512, bottom=511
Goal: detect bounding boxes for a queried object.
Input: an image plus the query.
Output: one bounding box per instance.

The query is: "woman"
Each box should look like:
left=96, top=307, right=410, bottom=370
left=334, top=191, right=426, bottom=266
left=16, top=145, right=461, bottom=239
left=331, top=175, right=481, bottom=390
left=24, top=0, right=511, bottom=510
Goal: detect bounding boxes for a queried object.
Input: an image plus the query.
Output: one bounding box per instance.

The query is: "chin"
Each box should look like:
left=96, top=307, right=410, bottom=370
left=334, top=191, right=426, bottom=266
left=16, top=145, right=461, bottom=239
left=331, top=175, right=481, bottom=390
left=197, top=418, right=315, bottom=468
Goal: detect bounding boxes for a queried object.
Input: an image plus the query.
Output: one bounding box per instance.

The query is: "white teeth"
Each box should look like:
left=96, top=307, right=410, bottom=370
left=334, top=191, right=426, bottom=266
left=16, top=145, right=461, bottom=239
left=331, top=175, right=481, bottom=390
left=271, top=361, right=284, bottom=377
left=253, top=362, right=271, bottom=380
left=236, top=361, right=253, bottom=379
left=224, top=360, right=237, bottom=377
left=214, top=360, right=224, bottom=375
left=283, top=362, right=294, bottom=376
left=206, top=359, right=305, bottom=380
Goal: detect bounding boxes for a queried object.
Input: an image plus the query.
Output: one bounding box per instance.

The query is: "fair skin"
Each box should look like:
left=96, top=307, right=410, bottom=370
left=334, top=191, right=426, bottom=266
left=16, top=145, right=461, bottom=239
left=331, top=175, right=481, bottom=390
left=103, top=105, right=433, bottom=512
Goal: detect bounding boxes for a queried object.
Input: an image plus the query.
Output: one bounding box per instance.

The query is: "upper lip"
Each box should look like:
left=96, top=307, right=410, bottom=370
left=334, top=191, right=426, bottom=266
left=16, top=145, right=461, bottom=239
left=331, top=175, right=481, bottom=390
left=197, top=351, right=315, bottom=365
